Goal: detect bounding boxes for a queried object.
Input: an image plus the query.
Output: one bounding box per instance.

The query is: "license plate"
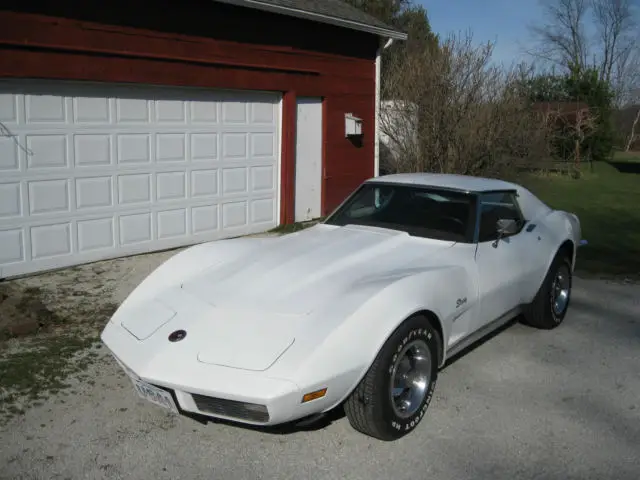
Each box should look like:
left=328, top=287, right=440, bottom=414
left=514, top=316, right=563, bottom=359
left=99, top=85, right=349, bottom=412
left=129, top=377, right=179, bottom=414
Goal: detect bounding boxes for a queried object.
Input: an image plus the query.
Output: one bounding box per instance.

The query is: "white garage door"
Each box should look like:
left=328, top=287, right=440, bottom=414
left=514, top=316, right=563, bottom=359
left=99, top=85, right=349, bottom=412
left=0, top=80, right=281, bottom=278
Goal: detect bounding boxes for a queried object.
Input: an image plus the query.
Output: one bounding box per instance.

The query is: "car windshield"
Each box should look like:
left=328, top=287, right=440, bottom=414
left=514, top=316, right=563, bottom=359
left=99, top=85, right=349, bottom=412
left=325, top=183, right=476, bottom=242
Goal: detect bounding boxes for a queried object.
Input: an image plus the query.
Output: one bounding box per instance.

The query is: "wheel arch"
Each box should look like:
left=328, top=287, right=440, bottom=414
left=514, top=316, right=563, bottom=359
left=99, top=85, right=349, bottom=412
left=326, top=307, right=446, bottom=412
left=558, top=238, right=576, bottom=270
left=304, top=266, right=467, bottom=414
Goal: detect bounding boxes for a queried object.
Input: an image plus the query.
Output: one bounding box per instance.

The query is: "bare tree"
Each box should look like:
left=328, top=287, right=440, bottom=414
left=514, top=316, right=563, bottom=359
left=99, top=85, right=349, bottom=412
left=592, top=0, right=637, bottom=83
left=528, top=0, right=639, bottom=103
left=379, top=31, right=554, bottom=176
left=624, top=88, right=640, bottom=151
left=624, top=108, right=639, bottom=151
left=546, top=102, right=599, bottom=166
left=529, top=0, right=590, bottom=69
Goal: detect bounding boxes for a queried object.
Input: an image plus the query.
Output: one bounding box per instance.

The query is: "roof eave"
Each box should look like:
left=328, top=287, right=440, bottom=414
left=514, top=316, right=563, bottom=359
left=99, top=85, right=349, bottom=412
left=213, top=0, right=408, bottom=40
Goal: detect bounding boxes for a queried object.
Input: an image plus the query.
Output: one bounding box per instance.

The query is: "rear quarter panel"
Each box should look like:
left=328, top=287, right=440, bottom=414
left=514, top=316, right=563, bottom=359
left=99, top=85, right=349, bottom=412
left=521, top=209, right=582, bottom=303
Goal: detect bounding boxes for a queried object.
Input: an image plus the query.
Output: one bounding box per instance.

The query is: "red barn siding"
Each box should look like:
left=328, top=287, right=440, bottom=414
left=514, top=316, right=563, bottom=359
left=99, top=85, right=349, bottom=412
left=0, top=1, right=378, bottom=221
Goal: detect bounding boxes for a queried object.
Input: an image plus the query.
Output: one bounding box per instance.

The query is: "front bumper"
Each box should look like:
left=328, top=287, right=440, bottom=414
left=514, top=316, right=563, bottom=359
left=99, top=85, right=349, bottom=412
left=101, top=321, right=329, bottom=426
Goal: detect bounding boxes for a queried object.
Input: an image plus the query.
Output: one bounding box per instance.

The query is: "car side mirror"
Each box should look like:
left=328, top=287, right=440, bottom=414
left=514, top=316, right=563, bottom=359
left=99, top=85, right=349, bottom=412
left=496, top=218, right=518, bottom=236
left=492, top=218, right=518, bottom=247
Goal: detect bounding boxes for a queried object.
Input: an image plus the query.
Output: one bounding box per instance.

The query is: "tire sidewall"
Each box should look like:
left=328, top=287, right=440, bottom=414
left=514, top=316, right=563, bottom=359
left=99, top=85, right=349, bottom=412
left=377, top=317, right=439, bottom=437
left=548, top=256, right=572, bottom=324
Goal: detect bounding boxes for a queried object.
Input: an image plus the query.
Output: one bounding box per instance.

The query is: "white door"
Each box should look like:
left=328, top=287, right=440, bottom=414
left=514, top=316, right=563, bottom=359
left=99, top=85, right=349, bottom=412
left=294, top=97, right=322, bottom=222
left=0, top=80, right=281, bottom=278
left=473, top=191, right=532, bottom=329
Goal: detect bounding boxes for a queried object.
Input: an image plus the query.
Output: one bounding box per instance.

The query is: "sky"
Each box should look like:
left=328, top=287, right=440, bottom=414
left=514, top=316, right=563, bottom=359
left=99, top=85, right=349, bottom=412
left=420, top=0, right=546, bottom=66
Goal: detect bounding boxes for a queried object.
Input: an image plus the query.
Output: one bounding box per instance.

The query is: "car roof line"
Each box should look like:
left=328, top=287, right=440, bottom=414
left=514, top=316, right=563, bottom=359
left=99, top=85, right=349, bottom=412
left=363, top=180, right=518, bottom=195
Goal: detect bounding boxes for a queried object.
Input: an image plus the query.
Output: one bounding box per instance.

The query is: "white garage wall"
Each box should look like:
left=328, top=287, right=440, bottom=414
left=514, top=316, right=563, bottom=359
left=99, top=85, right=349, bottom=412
left=0, top=80, right=281, bottom=278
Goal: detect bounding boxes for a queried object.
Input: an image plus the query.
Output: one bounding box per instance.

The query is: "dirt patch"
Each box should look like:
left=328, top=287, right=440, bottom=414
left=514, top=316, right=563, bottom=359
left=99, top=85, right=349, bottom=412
left=0, top=259, right=130, bottom=425
left=0, top=284, right=66, bottom=340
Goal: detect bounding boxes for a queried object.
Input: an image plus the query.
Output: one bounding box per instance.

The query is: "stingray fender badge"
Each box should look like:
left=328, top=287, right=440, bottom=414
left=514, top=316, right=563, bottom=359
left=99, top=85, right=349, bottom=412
left=168, top=330, right=187, bottom=342
left=456, top=297, right=467, bottom=308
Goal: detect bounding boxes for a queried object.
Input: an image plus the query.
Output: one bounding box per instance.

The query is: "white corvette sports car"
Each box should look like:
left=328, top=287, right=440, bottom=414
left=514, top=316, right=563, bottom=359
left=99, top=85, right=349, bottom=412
left=101, top=173, right=585, bottom=441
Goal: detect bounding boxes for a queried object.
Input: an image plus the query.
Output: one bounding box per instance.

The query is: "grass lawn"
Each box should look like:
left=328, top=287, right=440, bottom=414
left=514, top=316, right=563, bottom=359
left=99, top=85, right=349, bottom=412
left=518, top=158, right=640, bottom=280
left=610, top=150, right=640, bottom=163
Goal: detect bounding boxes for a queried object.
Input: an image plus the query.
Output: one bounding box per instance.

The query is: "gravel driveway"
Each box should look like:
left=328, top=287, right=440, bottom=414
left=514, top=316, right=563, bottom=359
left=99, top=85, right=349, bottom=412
left=0, top=248, right=638, bottom=480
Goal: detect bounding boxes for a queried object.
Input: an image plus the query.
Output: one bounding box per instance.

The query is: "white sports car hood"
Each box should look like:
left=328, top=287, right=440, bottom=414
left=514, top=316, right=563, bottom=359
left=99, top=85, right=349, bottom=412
left=180, top=224, right=455, bottom=316
left=111, top=224, right=457, bottom=372
left=118, top=294, right=297, bottom=371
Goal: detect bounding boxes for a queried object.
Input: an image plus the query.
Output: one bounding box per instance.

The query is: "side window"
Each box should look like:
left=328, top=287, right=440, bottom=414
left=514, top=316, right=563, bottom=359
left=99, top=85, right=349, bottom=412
left=344, top=186, right=394, bottom=219
left=478, top=192, right=524, bottom=242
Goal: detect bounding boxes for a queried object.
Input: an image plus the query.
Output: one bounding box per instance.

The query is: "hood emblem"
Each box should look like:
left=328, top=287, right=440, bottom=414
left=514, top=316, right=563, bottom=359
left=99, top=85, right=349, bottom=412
left=168, top=329, right=187, bottom=342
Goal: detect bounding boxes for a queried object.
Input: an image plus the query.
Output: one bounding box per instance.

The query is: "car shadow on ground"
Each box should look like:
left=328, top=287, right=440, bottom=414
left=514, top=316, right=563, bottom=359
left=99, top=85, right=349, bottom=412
left=605, top=161, right=640, bottom=174
left=441, top=318, right=521, bottom=370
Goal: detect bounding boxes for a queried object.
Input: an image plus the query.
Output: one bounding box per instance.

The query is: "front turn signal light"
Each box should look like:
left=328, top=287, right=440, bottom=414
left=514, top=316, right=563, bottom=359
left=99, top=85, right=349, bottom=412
left=301, top=388, right=327, bottom=403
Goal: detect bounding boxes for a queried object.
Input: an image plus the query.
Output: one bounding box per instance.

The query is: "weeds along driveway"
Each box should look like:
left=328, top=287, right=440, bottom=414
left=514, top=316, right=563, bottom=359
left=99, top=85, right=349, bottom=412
left=0, top=245, right=639, bottom=479
left=0, top=248, right=183, bottom=422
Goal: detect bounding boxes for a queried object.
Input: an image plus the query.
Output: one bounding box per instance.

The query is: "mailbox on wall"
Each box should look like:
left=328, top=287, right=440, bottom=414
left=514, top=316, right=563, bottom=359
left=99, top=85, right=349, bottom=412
left=344, top=113, right=363, bottom=137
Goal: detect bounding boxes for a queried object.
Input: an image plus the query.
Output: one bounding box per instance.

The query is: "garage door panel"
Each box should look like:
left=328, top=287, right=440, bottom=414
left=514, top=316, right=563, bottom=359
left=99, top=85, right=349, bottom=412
left=0, top=229, right=25, bottom=265
left=251, top=198, right=276, bottom=224
left=117, top=173, right=152, bottom=205
left=157, top=208, right=187, bottom=240
left=26, top=94, right=67, bottom=123
left=190, top=101, right=218, bottom=123
left=28, top=179, right=71, bottom=215
left=78, top=217, right=115, bottom=252
left=117, top=134, right=151, bottom=164
left=251, top=132, right=275, bottom=158
left=116, top=98, right=150, bottom=123
left=155, top=100, right=187, bottom=123
left=251, top=165, right=276, bottom=192
left=0, top=182, right=22, bottom=218
left=75, top=134, right=112, bottom=167
left=74, top=96, right=111, bottom=123
left=222, top=133, right=248, bottom=159
left=191, top=169, right=219, bottom=197
left=76, top=176, right=113, bottom=209
left=221, top=201, right=248, bottom=229
left=191, top=204, right=219, bottom=234
left=156, top=171, right=187, bottom=202
left=0, top=80, right=281, bottom=278
left=191, top=133, right=218, bottom=161
left=119, top=212, right=152, bottom=245
left=27, top=134, right=69, bottom=169
left=156, top=133, right=187, bottom=162
left=0, top=137, right=19, bottom=170
left=0, top=93, right=18, bottom=122
left=31, top=223, right=73, bottom=260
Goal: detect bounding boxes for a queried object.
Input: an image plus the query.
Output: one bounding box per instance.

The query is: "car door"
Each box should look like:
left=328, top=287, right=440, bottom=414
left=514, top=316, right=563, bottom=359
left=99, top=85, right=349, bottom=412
left=473, top=191, right=535, bottom=329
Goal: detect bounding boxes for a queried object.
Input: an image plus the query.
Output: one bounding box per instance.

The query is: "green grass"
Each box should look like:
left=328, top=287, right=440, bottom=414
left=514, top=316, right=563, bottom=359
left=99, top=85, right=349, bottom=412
left=0, top=280, right=118, bottom=425
left=611, top=150, right=640, bottom=163
left=269, top=217, right=325, bottom=234
left=519, top=161, right=640, bottom=280
left=0, top=332, right=105, bottom=425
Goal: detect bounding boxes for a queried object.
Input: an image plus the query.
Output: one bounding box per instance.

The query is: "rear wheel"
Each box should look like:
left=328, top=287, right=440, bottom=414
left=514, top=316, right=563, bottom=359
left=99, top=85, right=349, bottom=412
left=344, top=315, right=439, bottom=441
left=522, top=252, right=572, bottom=329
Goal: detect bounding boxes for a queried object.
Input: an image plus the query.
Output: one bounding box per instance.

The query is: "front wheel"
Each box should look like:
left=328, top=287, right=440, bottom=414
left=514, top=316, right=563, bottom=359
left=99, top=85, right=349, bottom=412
left=344, top=315, right=439, bottom=441
left=522, top=253, right=572, bottom=329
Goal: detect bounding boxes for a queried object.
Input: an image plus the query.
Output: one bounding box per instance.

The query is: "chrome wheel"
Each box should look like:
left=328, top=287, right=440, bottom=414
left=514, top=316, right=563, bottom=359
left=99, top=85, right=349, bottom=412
left=390, top=339, right=432, bottom=418
left=551, top=264, right=571, bottom=317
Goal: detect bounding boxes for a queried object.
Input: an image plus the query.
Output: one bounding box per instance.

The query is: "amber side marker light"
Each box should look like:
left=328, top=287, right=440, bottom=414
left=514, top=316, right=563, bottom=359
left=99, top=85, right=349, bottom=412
left=301, top=388, right=327, bottom=403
